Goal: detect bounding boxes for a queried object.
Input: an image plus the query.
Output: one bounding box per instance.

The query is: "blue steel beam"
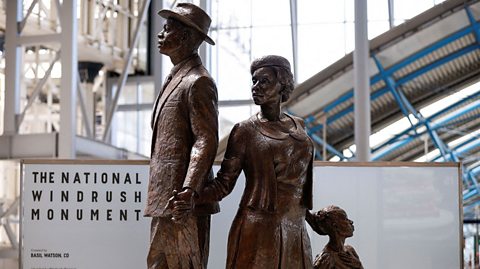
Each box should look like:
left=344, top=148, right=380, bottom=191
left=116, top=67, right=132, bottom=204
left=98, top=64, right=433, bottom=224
left=464, top=189, right=477, bottom=201
left=320, top=25, right=475, bottom=115
left=473, top=166, right=480, bottom=176
left=311, top=86, right=392, bottom=133
left=431, top=132, right=480, bottom=162
left=424, top=121, right=451, bottom=160
left=463, top=197, right=480, bottom=213
left=396, top=44, right=478, bottom=86
left=287, top=109, right=345, bottom=161
left=372, top=90, right=480, bottom=153
left=370, top=28, right=474, bottom=85
left=463, top=165, right=480, bottom=199
left=460, top=6, right=480, bottom=199
left=467, top=169, right=480, bottom=187
left=309, top=88, right=478, bottom=161
left=308, top=43, right=480, bottom=135
left=308, top=132, right=348, bottom=160
left=463, top=172, right=480, bottom=201
left=303, top=7, right=480, bottom=190
left=456, top=165, right=479, bottom=201
left=371, top=99, right=480, bottom=160
left=373, top=7, right=480, bottom=164
left=428, top=100, right=480, bottom=130
left=371, top=45, right=459, bottom=162
left=306, top=16, right=480, bottom=136
left=372, top=54, right=417, bottom=130
left=438, top=113, right=480, bottom=131
left=373, top=97, right=480, bottom=157
left=466, top=6, right=480, bottom=44
left=371, top=95, right=480, bottom=198
left=298, top=5, right=480, bottom=206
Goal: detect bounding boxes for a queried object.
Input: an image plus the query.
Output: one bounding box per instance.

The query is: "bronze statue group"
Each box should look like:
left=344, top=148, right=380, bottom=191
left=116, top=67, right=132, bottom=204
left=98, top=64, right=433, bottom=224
left=145, top=3, right=363, bottom=269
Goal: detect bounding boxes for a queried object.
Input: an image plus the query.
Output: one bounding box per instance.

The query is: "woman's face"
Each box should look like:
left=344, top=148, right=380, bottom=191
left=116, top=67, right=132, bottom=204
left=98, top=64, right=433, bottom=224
left=251, top=67, right=282, bottom=106
left=335, top=210, right=355, bottom=238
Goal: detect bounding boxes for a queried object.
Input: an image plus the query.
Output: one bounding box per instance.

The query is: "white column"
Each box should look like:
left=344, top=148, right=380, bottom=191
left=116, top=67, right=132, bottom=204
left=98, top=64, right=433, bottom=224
left=151, top=0, right=164, bottom=95
left=4, top=0, right=22, bottom=135
left=354, top=0, right=371, bottom=161
left=388, top=0, right=395, bottom=29
left=199, top=0, right=211, bottom=70
left=102, top=0, right=151, bottom=141
left=59, top=0, right=78, bottom=158
left=289, top=0, right=299, bottom=82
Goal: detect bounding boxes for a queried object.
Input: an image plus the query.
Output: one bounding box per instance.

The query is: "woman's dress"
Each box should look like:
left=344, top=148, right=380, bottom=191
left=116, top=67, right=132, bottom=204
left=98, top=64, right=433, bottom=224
left=202, top=113, right=314, bottom=269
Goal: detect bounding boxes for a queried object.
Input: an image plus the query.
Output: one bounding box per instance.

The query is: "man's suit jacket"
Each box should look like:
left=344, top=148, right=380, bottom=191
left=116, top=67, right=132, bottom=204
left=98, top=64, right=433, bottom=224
left=145, top=54, right=220, bottom=217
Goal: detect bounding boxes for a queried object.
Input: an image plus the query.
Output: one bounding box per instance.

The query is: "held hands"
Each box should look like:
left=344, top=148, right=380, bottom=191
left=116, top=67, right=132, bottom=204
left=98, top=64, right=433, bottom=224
left=165, top=188, right=196, bottom=223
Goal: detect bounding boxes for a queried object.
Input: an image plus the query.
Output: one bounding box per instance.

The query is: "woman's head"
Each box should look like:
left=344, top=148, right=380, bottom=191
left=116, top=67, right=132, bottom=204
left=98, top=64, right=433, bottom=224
left=250, top=55, right=295, bottom=104
left=311, top=205, right=354, bottom=238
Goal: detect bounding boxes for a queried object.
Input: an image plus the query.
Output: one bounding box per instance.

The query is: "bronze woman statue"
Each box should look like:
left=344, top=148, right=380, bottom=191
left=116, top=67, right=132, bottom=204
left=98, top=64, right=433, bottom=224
left=189, top=55, right=315, bottom=268
left=306, top=205, right=364, bottom=269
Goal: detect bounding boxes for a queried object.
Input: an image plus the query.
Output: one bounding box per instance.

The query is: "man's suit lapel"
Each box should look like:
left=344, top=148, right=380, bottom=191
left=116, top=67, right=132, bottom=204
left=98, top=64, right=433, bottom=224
left=150, top=83, right=165, bottom=128
left=152, top=56, right=202, bottom=129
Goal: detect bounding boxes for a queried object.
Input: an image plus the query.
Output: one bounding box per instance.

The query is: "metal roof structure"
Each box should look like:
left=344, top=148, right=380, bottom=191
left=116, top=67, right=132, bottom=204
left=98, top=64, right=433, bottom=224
left=283, top=0, right=480, bottom=217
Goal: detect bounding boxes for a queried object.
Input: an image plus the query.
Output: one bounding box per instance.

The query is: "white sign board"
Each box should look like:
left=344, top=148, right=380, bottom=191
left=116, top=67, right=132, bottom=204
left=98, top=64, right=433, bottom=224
left=21, top=161, right=461, bottom=269
left=21, top=160, right=150, bottom=269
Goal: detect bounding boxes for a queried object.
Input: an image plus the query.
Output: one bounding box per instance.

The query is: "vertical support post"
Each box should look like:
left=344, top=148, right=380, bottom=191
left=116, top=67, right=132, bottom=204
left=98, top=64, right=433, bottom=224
left=136, top=83, right=142, bottom=152
left=119, top=0, right=129, bottom=52
left=321, top=115, right=327, bottom=161
left=87, top=0, right=96, bottom=38
left=151, top=0, right=164, bottom=96
left=102, top=0, right=152, bottom=141
left=289, top=0, right=299, bottom=82
left=423, top=134, right=429, bottom=161
left=4, top=0, right=22, bottom=135
left=388, top=0, right=395, bottom=29
left=47, top=85, right=53, bottom=132
left=59, top=0, right=78, bottom=158
left=104, top=76, right=114, bottom=143
left=199, top=0, right=210, bottom=69
left=79, top=0, right=88, bottom=35
left=354, top=0, right=371, bottom=161
left=50, top=0, right=61, bottom=30
left=84, top=84, right=95, bottom=136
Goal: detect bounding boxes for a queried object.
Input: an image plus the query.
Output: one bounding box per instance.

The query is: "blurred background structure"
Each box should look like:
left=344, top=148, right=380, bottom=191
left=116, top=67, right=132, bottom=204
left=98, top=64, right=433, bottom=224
left=0, top=0, right=479, bottom=267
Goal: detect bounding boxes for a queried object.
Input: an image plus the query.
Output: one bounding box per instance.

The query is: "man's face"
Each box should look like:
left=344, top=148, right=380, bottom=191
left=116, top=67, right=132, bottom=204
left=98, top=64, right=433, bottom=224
left=157, top=18, right=184, bottom=56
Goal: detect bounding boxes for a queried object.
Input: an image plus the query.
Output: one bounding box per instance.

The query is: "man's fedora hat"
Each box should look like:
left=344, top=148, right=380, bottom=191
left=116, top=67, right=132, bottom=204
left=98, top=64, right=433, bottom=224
left=158, top=3, right=215, bottom=45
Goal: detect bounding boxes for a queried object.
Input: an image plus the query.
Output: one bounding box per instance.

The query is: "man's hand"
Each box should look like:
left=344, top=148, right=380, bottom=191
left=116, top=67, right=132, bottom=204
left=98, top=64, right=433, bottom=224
left=165, top=188, right=196, bottom=223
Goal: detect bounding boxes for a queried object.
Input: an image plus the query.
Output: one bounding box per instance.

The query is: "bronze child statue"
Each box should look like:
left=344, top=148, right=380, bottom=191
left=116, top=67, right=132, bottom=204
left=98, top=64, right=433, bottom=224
left=307, top=205, right=364, bottom=269
left=144, top=3, right=219, bottom=269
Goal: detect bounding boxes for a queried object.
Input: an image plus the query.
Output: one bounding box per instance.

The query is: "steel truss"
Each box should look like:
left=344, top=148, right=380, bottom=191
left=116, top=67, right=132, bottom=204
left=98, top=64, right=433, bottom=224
left=302, top=5, right=480, bottom=208
left=1, top=0, right=153, bottom=159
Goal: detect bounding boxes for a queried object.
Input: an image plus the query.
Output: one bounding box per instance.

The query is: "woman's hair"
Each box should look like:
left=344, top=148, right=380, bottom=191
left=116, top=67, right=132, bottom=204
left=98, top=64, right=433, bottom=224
left=309, top=205, right=347, bottom=235
left=250, top=55, right=295, bottom=103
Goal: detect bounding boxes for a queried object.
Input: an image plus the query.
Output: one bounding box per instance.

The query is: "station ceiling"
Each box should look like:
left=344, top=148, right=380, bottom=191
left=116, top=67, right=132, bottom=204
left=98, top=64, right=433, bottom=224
left=282, top=0, right=480, bottom=217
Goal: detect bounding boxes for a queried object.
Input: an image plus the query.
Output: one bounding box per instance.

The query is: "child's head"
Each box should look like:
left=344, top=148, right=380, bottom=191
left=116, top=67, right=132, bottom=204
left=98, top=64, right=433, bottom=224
left=310, top=205, right=354, bottom=238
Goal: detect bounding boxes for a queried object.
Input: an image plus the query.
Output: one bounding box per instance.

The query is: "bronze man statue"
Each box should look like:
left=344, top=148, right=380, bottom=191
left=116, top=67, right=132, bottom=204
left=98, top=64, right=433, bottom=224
left=144, top=3, right=219, bottom=269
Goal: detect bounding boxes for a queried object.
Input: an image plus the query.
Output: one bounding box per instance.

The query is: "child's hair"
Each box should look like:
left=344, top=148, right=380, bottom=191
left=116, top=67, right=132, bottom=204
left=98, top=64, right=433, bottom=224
left=307, top=205, right=347, bottom=235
